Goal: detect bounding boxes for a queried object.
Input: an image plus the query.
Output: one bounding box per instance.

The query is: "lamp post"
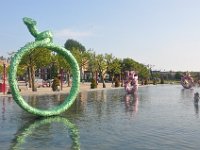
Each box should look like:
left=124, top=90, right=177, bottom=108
left=3, top=63, right=6, bottom=94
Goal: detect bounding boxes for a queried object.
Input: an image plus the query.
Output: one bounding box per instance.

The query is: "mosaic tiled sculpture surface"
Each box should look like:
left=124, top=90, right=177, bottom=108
left=8, top=17, right=80, bottom=116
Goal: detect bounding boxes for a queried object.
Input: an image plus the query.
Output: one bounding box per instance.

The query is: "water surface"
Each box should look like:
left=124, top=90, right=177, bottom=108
left=1, top=85, right=200, bottom=150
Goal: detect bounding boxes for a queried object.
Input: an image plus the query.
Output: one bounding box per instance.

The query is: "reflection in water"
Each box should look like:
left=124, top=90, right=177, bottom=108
left=27, top=95, right=37, bottom=107
left=2, top=85, right=200, bottom=149
left=24, top=94, right=66, bottom=110
left=194, top=103, right=199, bottom=118
left=180, top=88, right=194, bottom=99
left=124, top=93, right=139, bottom=116
left=180, top=88, right=200, bottom=118
left=1, top=97, right=13, bottom=120
left=76, top=92, right=88, bottom=113
left=2, top=97, right=5, bottom=120
left=10, top=116, right=80, bottom=150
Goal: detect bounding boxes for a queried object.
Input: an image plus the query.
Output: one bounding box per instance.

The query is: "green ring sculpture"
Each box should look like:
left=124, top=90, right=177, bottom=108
left=8, top=17, right=80, bottom=116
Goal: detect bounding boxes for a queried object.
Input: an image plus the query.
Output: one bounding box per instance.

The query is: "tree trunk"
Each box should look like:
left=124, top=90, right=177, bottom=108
left=111, top=74, right=114, bottom=85
left=100, top=72, right=106, bottom=88
left=30, top=65, right=36, bottom=91
left=67, top=70, right=71, bottom=87
left=80, top=66, right=84, bottom=82
left=27, top=66, right=32, bottom=88
left=103, top=79, right=106, bottom=88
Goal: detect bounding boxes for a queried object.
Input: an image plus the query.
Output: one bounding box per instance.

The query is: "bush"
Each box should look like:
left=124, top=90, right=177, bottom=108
left=90, top=78, right=97, bottom=89
left=52, top=77, right=60, bottom=91
left=160, top=77, right=164, bottom=84
left=115, top=78, right=120, bottom=87
left=144, top=79, right=148, bottom=85
left=153, top=79, right=157, bottom=85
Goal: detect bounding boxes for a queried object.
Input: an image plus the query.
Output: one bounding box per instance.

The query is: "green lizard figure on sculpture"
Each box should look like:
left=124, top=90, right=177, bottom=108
left=23, top=17, right=53, bottom=42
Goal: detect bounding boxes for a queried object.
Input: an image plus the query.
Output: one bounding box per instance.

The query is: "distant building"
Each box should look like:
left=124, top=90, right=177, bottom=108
left=152, top=70, right=177, bottom=80
left=0, top=57, right=9, bottom=66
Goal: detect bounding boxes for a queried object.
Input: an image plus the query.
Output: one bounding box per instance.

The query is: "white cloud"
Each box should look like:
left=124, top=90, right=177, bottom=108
left=54, top=28, right=93, bottom=39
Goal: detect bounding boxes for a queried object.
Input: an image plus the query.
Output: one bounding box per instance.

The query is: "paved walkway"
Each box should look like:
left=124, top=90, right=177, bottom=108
left=0, top=82, right=121, bottom=96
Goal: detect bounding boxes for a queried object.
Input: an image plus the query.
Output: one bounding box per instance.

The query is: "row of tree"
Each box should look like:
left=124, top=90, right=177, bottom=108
left=1, top=39, right=151, bottom=91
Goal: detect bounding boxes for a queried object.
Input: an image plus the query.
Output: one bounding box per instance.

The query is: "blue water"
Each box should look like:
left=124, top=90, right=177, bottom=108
left=1, top=84, right=200, bottom=150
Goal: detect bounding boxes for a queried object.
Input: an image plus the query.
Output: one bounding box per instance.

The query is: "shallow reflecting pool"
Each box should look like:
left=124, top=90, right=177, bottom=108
left=1, top=85, right=200, bottom=150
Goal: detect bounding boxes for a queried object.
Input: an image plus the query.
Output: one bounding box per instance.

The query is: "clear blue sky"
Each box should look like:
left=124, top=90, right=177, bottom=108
left=1, top=0, right=200, bottom=71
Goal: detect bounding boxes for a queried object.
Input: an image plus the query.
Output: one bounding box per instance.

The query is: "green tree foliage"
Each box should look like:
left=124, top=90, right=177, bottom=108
left=55, top=53, right=71, bottom=86
left=52, top=77, right=60, bottom=91
left=0, top=65, right=3, bottom=75
left=17, top=64, right=27, bottom=78
left=152, top=72, right=160, bottom=81
left=160, top=76, right=165, bottom=84
left=111, top=58, right=122, bottom=75
left=64, top=39, right=86, bottom=52
left=0, top=58, right=10, bottom=78
left=122, top=58, right=149, bottom=80
left=87, top=50, right=98, bottom=80
left=105, top=53, right=114, bottom=82
left=64, top=39, right=90, bottom=82
left=70, top=47, right=90, bottom=81
left=138, top=65, right=149, bottom=80
left=114, top=78, right=120, bottom=87
left=90, top=78, right=97, bottom=89
left=19, top=48, right=52, bottom=91
left=3, top=39, right=151, bottom=88
left=174, top=72, right=181, bottom=80
left=96, top=54, right=107, bottom=88
left=105, top=53, right=122, bottom=84
left=0, top=64, right=8, bottom=79
left=122, top=58, right=137, bottom=71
